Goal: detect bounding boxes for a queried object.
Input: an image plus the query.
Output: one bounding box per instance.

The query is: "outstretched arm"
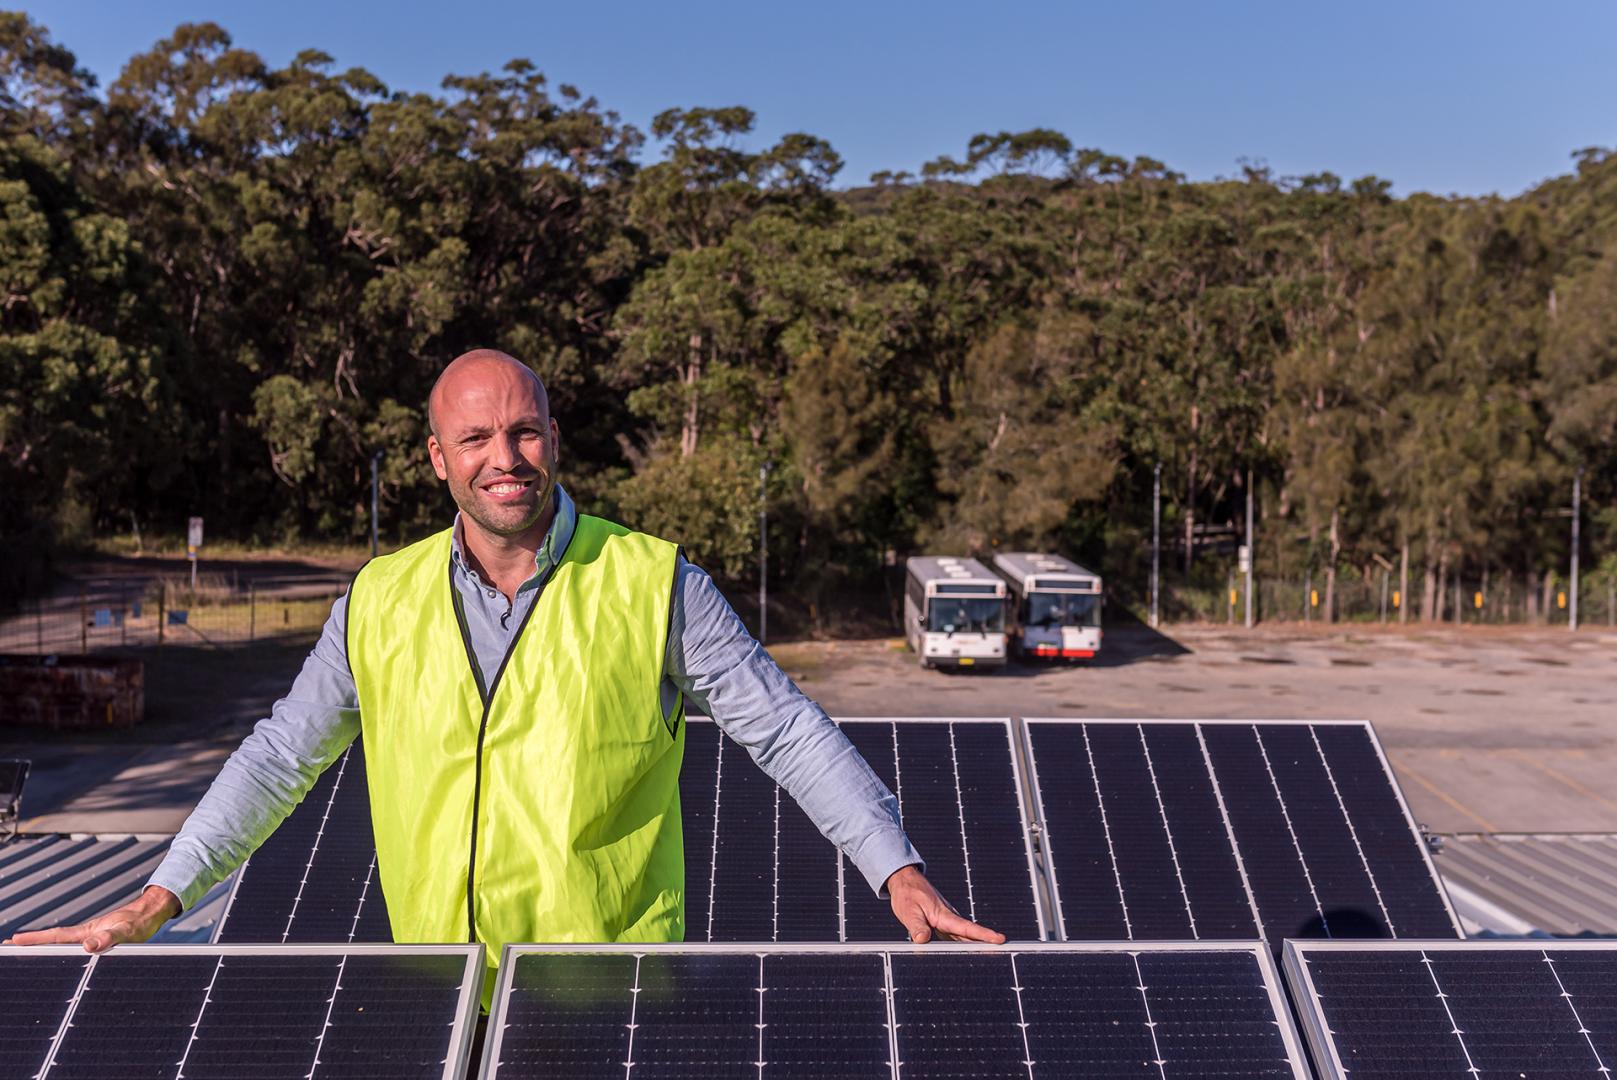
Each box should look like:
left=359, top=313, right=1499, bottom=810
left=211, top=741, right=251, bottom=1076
left=666, top=557, right=1003, bottom=943
left=7, top=594, right=360, bottom=949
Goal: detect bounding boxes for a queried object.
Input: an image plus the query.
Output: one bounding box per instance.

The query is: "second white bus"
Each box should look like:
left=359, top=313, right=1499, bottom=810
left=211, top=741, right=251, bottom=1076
left=992, top=551, right=1103, bottom=660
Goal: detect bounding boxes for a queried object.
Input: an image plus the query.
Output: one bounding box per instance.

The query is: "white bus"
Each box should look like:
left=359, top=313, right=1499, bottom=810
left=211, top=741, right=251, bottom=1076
left=903, top=556, right=1008, bottom=669
left=992, top=552, right=1104, bottom=660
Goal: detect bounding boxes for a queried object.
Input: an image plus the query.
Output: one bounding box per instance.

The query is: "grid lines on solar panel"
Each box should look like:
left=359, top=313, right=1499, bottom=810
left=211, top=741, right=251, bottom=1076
left=2, top=945, right=478, bottom=1080
left=484, top=945, right=1308, bottom=1080
left=681, top=718, right=1043, bottom=944
left=1024, top=720, right=1458, bottom=945
left=486, top=949, right=892, bottom=1078
left=214, top=743, right=392, bottom=944
left=1290, top=942, right=1617, bottom=1080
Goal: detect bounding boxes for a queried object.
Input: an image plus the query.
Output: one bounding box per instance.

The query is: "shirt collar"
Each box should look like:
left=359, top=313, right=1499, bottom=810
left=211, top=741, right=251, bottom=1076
left=449, top=484, right=576, bottom=592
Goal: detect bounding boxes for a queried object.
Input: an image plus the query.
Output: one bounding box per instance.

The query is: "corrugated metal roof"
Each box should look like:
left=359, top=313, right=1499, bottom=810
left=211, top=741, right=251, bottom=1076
left=1435, top=832, right=1617, bottom=937
left=0, top=833, right=232, bottom=943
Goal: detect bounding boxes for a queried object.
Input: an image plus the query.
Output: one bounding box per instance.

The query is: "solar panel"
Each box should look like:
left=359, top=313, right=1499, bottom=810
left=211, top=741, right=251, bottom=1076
left=1022, top=719, right=1460, bottom=946
left=0, top=943, right=481, bottom=1079
left=217, top=718, right=1044, bottom=945
left=681, top=717, right=1046, bottom=943
left=1285, top=940, right=1617, bottom=1080
left=214, top=742, right=392, bottom=943
left=481, top=942, right=1310, bottom=1078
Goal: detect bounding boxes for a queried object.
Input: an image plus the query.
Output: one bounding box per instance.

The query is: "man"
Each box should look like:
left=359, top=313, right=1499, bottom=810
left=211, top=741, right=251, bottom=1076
left=10, top=350, right=1001, bottom=978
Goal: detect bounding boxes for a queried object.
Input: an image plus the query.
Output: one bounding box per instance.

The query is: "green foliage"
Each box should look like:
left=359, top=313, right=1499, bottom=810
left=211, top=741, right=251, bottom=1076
left=0, top=12, right=1612, bottom=620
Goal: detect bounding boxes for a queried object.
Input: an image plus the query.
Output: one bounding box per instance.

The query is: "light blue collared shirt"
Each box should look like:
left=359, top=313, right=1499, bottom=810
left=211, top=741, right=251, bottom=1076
left=149, top=486, right=921, bottom=912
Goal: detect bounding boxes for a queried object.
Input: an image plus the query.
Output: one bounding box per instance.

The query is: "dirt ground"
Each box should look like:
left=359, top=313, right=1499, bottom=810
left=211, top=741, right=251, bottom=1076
left=774, top=622, right=1617, bottom=835
left=7, top=620, right=1615, bottom=837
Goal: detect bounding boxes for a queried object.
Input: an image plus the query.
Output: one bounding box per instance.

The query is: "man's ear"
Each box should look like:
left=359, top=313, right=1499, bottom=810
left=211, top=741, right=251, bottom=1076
left=427, top=434, right=449, bottom=481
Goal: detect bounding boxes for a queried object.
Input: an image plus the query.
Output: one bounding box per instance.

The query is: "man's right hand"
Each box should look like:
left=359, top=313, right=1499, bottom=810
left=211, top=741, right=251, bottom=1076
left=4, top=884, right=180, bottom=952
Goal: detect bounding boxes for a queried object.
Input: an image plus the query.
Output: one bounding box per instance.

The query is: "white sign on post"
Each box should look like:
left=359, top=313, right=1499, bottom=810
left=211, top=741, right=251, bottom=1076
left=187, top=516, right=203, bottom=590
left=1237, top=544, right=1251, bottom=574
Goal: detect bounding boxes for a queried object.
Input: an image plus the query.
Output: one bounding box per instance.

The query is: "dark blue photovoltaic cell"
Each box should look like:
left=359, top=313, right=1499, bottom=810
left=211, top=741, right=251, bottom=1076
left=1140, top=725, right=1259, bottom=939
left=894, top=950, right=1297, bottom=1079
left=704, top=735, right=778, bottom=941
left=217, top=743, right=393, bottom=943
left=1302, top=948, right=1617, bottom=1078
left=46, top=953, right=216, bottom=1080
left=945, top=724, right=1041, bottom=942
left=0, top=953, right=88, bottom=1080
left=678, top=720, right=721, bottom=937
left=1310, top=726, right=1456, bottom=935
left=1026, top=725, right=1132, bottom=939
left=1085, top=724, right=1196, bottom=938
left=494, top=952, right=890, bottom=1078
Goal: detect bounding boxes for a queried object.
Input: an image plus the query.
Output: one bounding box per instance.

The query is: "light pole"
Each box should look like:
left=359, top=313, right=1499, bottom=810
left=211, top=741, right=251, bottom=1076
left=1244, top=468, right=1254, bottom=628
left=1570, top=464, right=1583, bottom=631
left=758, top=459, right=772, bottom=645
left=1151, top=463, right=1161, bottom=629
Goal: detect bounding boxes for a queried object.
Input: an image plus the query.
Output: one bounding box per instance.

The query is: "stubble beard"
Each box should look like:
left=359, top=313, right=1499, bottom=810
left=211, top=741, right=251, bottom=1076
left=454, top=469, right=556, bottom=540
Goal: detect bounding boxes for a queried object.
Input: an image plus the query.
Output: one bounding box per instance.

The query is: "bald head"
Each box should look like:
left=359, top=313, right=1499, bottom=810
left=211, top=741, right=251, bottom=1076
left=428, top=349, right=549, bottom=440
left=426, top=349, right=560, bottom=543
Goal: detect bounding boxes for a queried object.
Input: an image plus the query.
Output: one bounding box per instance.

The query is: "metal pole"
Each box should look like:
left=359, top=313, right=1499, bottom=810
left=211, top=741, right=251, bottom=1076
left=1151, top=464, right=1161, bottom=629
left=1244, top=468, right=1254, bottom=628
left=758, top=460, right=771, bottom=645
left=1570, top=465, right=1582, bottom=631
left=371, top=451, right=384, bottom=559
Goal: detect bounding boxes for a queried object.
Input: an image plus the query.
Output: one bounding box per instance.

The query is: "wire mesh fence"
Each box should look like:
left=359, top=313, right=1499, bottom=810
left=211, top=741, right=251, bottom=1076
left=1160, top=567, right=1617, bottom=626
left=0, top=580, right=344, bottom=656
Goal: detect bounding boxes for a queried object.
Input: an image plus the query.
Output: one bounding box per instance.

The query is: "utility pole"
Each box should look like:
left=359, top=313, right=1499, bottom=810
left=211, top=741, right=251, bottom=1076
left=1570, top=465, right=1583, bottom=631
left=370, top=451, right=384, bottom=559
left=1151, top=463, right=1162, bottom=629
left=1244, top=468, right=1254, bottom=628
left=758, top=459, right=772, bottom=645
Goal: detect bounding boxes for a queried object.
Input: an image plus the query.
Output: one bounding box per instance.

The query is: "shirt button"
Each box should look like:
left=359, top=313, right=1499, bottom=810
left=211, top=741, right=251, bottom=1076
left=487, top=590, right=496, bottom=598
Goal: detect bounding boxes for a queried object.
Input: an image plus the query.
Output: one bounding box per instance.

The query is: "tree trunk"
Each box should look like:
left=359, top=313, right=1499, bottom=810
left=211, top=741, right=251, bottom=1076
left=680, top=334, right=703, bottom=458
left=1542, top=570, right=1556, bottom=623
left=1421, top=552, right=1437, bottom=623
left=1435, top=548, right=1449, bottom=623
left=1184, top=410, right=1198, bottom=576
left=1526, top=565, right=1541, bottom=622
left=1399, top=539, right=1410, bottom=625
left=1324, top=508, right=1339, bottom=623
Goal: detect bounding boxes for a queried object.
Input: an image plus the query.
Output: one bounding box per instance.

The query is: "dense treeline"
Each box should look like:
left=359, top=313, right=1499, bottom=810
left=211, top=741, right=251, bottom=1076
left=1, top=16, right=1612, bottom=623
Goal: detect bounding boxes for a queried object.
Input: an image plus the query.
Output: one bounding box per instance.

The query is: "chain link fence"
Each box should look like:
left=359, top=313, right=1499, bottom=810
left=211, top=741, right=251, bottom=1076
left=1159, top=566, right=1617, bottom=626
left=0, top=576, right=344, bottom=656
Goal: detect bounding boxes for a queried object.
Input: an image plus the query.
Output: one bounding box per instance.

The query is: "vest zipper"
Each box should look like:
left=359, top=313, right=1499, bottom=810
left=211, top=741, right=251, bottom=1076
left=450, top=533, right=570, bottom=945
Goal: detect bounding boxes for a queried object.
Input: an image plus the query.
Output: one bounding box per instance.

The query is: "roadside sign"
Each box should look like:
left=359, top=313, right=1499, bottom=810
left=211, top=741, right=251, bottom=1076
left=187, top=517, right=203, bottom=559
left=1237, top=545, right=1251, bottom=573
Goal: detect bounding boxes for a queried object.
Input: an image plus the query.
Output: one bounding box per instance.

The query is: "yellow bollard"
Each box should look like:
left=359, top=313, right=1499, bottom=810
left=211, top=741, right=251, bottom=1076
left=1392, top=590, right=1401, bottom=609
left=1557, top=591, right=1567, bottom=610
left=1310, top=589, right=1320, bottom=607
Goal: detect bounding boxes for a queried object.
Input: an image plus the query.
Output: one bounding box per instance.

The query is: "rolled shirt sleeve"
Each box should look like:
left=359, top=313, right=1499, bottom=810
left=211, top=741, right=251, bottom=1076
left=666, top=557, right=923, bottom=896
left=146, top=593, right=360, bottom=912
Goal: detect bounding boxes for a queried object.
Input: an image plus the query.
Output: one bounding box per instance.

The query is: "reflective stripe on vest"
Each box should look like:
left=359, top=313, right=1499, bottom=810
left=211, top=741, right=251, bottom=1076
left=347, top=515, right=685, bottom=1001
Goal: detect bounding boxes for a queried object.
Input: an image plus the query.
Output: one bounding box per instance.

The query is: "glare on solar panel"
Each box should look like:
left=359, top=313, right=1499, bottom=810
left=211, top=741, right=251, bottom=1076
left=1021, top=718, right=1461, bottom=947
left=1284, top=939, right=1617, bottom=1080
left=0, top=943, right=482, bottom=1080
left=481, top=941, right=1310, bottom=1079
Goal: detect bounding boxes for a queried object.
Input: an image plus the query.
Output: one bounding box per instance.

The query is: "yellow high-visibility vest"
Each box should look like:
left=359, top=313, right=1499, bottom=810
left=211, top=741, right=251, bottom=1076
left=347, top=515, right=685, bottom=1003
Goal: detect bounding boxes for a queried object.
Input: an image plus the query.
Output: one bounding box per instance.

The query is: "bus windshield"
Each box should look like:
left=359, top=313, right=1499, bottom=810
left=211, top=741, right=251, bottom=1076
left=927, top=597, right=1005, bottom=634
left=1026, top=592, right=1100, bottom=628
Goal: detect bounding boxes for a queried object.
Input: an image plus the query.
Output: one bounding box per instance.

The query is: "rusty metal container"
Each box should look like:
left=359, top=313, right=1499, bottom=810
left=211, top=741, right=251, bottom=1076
left=0, top=655, right=144, bottom=729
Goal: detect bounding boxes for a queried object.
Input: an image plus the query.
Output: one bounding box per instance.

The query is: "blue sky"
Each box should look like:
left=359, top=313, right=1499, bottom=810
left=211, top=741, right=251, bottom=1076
left=23, top=0, right=1617, bottom=197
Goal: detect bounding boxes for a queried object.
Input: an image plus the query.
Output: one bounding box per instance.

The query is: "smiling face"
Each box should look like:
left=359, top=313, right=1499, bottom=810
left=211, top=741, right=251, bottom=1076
left=426, top=353, right=560, bottom=542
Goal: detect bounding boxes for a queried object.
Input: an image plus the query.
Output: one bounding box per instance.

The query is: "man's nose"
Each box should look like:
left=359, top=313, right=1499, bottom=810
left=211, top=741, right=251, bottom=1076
left=490, top=431, right=522, bottom=470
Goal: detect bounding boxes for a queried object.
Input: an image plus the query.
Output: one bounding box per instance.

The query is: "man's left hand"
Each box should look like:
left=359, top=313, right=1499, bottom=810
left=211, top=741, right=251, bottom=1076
left=885, top=864, right=1006, bottom=944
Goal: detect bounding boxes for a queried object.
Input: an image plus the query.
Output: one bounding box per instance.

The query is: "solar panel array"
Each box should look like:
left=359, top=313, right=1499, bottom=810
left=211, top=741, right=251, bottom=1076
left=215, top=742, right=392, bottom=943
left=0, top=944, right=481, bottom=1080
left=1286, top=940, right=1617, bottom=1080
left=680, top=717, right=1045, bottom=943
left=1023, top=719, right=1459, bottom=946
left=481, top=943, right=1310, bottom=1079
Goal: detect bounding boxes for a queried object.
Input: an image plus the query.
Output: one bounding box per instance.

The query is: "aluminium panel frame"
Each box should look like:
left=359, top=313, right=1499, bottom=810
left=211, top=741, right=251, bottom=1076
left=1283, top=937, right=1617, bottom=1080
left=1, top=942, right=484, bottom=1080
left=1020, top=717, right=1466, bottom=940
left=481, top=939, right=1310, bottom=1080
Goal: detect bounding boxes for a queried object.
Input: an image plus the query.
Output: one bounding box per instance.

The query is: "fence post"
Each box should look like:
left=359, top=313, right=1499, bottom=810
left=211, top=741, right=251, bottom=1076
left=249, top=584, right=257, bottom=643
left=79, top=587, right=88, bottom=655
